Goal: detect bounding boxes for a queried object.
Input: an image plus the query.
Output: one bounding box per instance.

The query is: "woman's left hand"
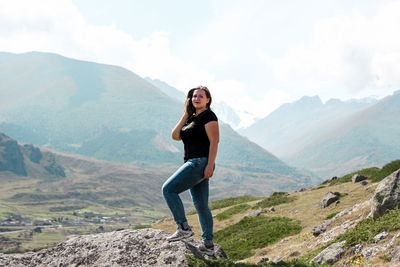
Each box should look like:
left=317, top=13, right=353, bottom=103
left=204, top=164, right=214, bottom=179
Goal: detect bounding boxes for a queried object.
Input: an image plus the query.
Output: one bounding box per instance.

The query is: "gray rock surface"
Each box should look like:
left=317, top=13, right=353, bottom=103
left=319, top=192, right=340, bottom=208
left=244, top=208, right=262, bottom=218
left=311, top=241, right=346, bottom=264
left=0, top=228, right=227, bottom=266
left=373, top=231, right=388, bottom=243
left=371, top=169, right=400, bottom=219
left=352, top=174, right=367, bottom=183
left=392, top=246, right=400, bottom=262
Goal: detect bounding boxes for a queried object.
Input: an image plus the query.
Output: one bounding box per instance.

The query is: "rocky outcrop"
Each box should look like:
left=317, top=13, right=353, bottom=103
left=371, top=169, right=400, bottom=219
left=0, top=132, right=27, bottom=176
left=42, top=153, right=66, bottom=177
left=0, top=229, right=227, bottom=266
left=22, top=144, right=42, bottom=164
left=311, top=241, right=346, bottom=265
left=352, top=174, right=367, bottom=183
left=319, top=192, right=340, bottom=208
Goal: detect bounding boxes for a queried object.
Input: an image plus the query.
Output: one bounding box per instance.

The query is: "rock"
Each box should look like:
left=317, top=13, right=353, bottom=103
left=0, top=229, right=227, bottom=266
left=352, top=174, right=368, bottom=183
left=360, top=181, right=368, bottom=186
left=371, top=169, right=400, bottom=219
left=311, top=241, right=346, bottom=265
left=392, top=246, right=400, bottom=262
left=0, top=132, right=27, bottom=176
left=299, top=188, right=306, bottom=192
left=312, top=224, right=327, bottom=237
left=319, top=192, right=340, bottom=208
left=244, top=208, right=262, bottom=218
left=269, top=207, right=275, bottom=212
left=373, top=231, right=388, bottom=243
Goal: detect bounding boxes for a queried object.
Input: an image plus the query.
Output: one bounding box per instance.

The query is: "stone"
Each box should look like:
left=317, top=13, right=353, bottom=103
left=244, top=208, right=262, bottom=218
left=371, top=169, right=400, bottom=219
left=0, top=229, right=227, bottom=266
left=311, top=241, right=346, bottom=265
left=269, top=207, right=275, bottom=212
left=352, top=174, right=368, bottom=183
left=312, top=224, right=327, bottom=237
left=373, top=231, right=388, bottom=243
left=392, top=246, right=400, bottom=262
left=360, top=181, right=368, bottom=186
left=319, top=192, right=340, bottom=208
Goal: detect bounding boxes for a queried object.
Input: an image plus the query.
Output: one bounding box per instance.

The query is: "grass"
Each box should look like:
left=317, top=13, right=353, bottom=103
left=328, top=160, right=400, bottom=186
left=216, top=204, right=251, bottom=221
left=324, top=212, right=339, bottom=220
left=188, top=196, right=262, bottom=215
left=214, top=216, right=302, bottom=260
left=253, top=192, right=295, bottom=210
left=186, top=255, right=328, bottom=267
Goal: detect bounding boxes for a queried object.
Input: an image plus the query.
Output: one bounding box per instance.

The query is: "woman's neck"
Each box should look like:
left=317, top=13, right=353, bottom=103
left=195, top=107, right=207, bottom=116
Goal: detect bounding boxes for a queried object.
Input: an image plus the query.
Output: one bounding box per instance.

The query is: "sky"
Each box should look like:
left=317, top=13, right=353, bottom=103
left=1, top=0, right=400, bottom=127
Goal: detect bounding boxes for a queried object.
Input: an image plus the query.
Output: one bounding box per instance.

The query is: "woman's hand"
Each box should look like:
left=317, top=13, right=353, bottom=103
left=204, top=164, right=214, bottom=179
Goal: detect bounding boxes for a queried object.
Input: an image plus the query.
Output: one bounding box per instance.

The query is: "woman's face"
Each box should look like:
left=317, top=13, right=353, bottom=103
left=192, top=89, right=210, bottom=110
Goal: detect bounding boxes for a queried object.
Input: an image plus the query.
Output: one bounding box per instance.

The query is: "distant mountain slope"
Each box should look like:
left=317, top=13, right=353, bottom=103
left=0, top=51, right=317, bottom=192
left=285, top=91, right=400, bottom=178
left=239, top=95, right=377, bottom=158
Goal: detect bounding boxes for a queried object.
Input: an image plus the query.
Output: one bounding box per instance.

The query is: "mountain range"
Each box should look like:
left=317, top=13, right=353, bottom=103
left=0, top=51, right=317, bottom=199
left=239, top=92, right=400, bottom=178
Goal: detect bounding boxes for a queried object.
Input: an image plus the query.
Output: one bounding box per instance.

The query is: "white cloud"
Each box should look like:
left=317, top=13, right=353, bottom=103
left=263, top=1, right=400, bottom=99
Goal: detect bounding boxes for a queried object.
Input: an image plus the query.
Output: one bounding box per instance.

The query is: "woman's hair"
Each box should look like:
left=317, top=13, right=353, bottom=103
left=186, top=86, right=212, bottom=115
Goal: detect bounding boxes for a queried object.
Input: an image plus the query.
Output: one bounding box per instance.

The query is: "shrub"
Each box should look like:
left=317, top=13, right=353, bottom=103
left=214, top=216, right=302, bottom=260
left=216, top=204, right=251, bottom=221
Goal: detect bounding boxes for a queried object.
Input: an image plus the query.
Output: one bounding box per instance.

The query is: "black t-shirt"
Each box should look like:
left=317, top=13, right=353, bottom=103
left=180, top=109, right=218, bottom=161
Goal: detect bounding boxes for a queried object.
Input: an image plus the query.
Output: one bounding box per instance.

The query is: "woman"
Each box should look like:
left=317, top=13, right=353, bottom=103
left=162, top=85, right=219, bottom=255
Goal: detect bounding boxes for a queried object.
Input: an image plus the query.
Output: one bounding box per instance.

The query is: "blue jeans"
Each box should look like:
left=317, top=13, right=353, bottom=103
left=162, top=157, right=213, bottom=241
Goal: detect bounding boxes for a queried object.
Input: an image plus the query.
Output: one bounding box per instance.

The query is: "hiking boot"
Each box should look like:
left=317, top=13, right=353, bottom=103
left=198, top=241, right=214, bottom=256
left=166, top=224, right=194, bottom=242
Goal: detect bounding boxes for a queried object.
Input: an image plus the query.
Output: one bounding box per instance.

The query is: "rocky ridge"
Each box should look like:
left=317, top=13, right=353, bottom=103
left=0, top=228, right=226, bottom=266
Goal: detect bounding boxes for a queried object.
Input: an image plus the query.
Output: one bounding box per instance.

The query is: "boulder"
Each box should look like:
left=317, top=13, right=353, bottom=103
left=371, top=169, right=400, bottom=219
left=352, top=174, right=367, bottom=183
left=311, top=241, right=346, bottom=264
left=360, top=181, right=368, bottom=186
left=244, top=208, right=262, bottom=218
left=0, top=229, right=227, bottom=266
left=373, top=231, right=388, bottom=243
left=319, top=192, right=340, bottom=208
